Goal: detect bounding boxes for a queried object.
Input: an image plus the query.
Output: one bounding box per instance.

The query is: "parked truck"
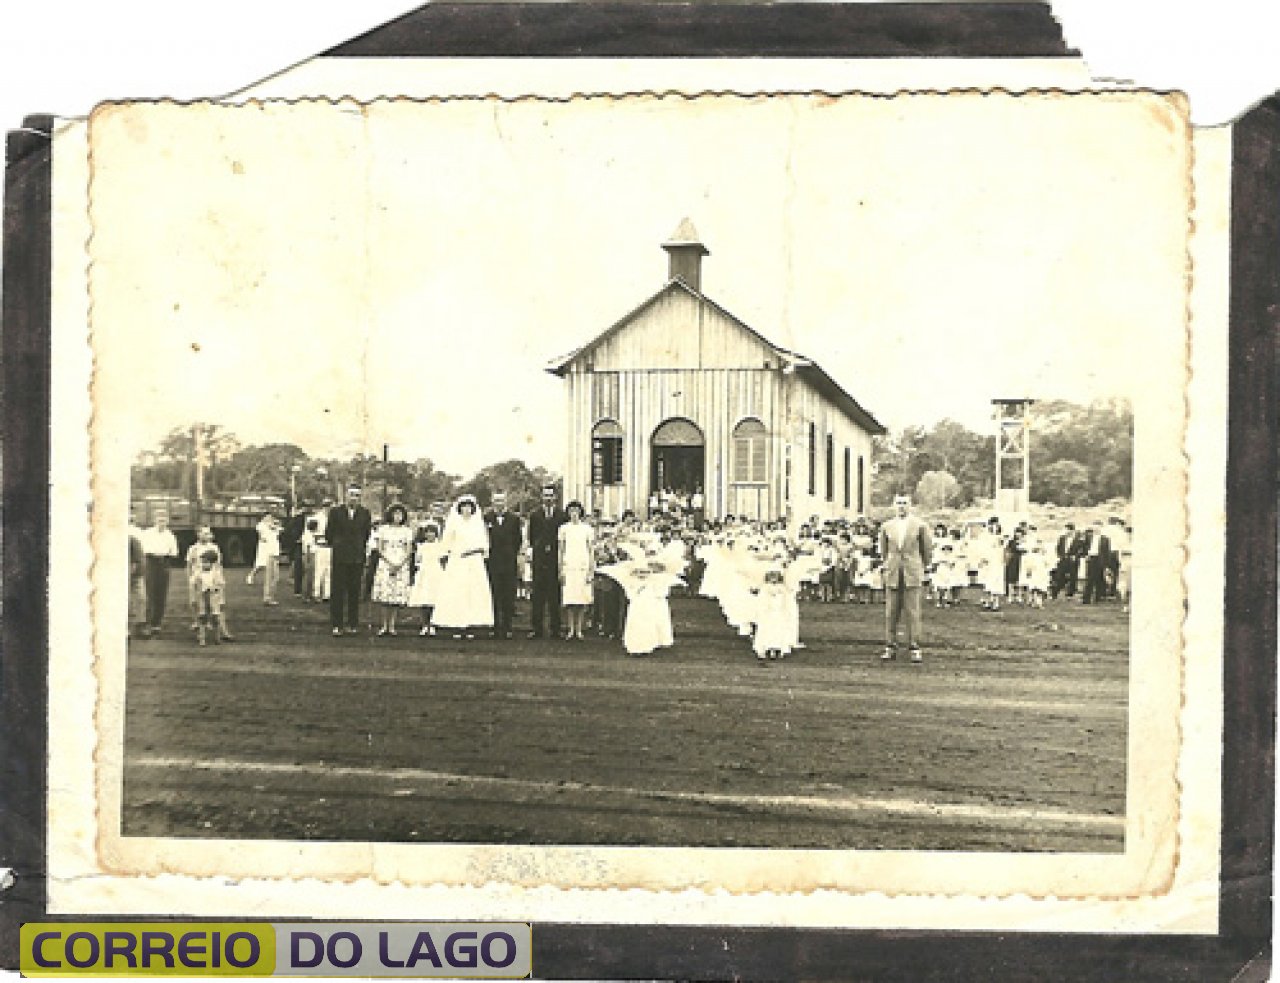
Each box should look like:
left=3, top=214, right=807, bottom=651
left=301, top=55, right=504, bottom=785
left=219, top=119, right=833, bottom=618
left=131, top=492, right=286, bottom=566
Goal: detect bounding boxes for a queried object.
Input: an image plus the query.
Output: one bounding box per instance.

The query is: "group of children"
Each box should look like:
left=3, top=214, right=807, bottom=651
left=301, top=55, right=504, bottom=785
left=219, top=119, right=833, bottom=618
left=697, top=531, right=818, bottom=664
left=785, top=523, right=1079, bottom=613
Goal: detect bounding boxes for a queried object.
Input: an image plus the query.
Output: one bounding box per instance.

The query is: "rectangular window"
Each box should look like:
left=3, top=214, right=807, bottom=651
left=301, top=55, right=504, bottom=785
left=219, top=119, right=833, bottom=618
left=843, top=447, right=851, bottom=508
left=808, top=423, right=816, bottom=496
left=733, top=435, right=767, bottom=483
left=857, top=455, right=865, bottom=513
left=591, top=437, right=623, bottom=485
left=825, top=433, right=835, bottom=502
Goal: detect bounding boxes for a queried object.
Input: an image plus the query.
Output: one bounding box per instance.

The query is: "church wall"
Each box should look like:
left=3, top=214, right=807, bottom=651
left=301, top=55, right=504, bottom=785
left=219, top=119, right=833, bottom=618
left=560, top=294, right=876, bottom=524
left=782, top=374, right=876, bottom=524
left=564, top=365, right=789, bottom=520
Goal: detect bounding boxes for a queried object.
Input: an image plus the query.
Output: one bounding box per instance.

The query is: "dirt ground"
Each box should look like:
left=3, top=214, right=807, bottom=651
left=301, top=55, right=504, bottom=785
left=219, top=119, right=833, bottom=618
left=122, top=570, right=1127, bottom=852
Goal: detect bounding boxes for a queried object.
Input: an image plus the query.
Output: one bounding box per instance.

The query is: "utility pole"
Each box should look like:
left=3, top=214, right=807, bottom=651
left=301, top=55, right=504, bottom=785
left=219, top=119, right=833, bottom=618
left=193, top=422, right=205, bottom=502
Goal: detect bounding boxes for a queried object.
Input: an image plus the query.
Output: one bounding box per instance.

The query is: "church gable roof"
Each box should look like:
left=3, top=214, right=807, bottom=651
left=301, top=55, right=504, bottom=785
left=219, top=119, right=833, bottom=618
left=548, top=278, right=799, bottom=375
left=547, top=279, right=885, bottom=436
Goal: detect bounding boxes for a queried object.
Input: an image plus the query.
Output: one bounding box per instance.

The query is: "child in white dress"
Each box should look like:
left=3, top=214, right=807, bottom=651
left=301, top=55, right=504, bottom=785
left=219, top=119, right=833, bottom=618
left=1021, top=543, right=1051, bottom=608
left=752, top=568, right=792, bottom=663
left=408, top=523, right=445, bottom=636
left=615, top=558, right=681, bottom=656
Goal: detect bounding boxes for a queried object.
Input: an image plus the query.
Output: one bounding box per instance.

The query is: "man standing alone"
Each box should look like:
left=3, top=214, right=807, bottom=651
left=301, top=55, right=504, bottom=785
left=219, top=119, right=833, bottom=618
left=486, top=491, right=523, bottom=639
left=327, top=486, right=372, bottom=636
left=878, top=494, right=933, bottom=664
left=140, top=511, right=178, bottom=637
left=527, top=484, right=565, bottom=639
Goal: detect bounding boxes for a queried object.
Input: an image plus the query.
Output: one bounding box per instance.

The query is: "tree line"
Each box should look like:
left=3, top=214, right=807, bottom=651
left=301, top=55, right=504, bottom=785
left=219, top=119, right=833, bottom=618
left=132, top=425, right=559, bottom=515
left=135, top=397, right=1132, bottom=518
left=871, top=398, right=1133, bottom=509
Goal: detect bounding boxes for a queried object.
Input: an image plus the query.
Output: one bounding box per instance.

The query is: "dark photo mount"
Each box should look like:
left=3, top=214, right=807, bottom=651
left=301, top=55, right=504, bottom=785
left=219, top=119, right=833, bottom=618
left=1, top=4, right=1273, bottom=979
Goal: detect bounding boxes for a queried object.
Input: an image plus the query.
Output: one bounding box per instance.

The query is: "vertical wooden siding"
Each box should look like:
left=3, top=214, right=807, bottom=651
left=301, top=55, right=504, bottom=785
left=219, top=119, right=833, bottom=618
left=560, top=287, right=874, bottom=521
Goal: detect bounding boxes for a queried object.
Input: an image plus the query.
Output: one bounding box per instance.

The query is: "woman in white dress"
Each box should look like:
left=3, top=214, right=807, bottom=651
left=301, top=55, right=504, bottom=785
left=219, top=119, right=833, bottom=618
left=247, top=512, right=282, bottom=605
left=557, top=501, right=595, bottom=641
left=432, top=495, right=493, bottom=640
left=978, top=521, right=1006, bottom=611
left=371, top=504, right=414, bottom=636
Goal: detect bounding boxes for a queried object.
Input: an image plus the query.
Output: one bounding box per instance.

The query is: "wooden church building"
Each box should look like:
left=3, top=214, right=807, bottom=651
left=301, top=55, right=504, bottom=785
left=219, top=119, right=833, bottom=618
left=548, top=220, right=885, bottom=523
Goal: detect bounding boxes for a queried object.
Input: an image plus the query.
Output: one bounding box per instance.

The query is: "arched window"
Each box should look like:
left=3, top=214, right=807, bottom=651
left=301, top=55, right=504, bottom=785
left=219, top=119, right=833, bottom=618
left=591, top=419, right=624, bottom=486
left=732, top=418, right=767, bottom=484
left=825, top=433, right=835, bottom=502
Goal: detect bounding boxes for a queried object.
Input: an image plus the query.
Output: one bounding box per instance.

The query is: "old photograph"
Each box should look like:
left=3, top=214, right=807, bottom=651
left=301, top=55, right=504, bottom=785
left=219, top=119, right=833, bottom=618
left=80, top=90, right=1194, bottom=902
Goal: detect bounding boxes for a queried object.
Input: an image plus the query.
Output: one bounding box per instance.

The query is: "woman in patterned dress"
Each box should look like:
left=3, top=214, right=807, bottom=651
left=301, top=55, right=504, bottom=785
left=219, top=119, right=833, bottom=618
left=371, top=503, right=414, bottom=636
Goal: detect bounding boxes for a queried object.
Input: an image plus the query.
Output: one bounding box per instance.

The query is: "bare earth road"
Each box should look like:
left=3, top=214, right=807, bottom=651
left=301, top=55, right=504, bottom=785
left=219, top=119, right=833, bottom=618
left=123, top=574, right=1127, bottom=852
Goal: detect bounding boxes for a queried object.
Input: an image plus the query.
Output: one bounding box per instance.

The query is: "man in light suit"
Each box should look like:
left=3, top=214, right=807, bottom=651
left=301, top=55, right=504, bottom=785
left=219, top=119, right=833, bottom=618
left=878, top=494, right=934, bottom=663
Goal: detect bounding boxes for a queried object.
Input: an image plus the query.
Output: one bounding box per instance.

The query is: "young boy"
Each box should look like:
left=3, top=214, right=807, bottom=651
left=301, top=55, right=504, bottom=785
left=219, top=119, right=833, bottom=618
left=192, top=549, right=226, bottom=647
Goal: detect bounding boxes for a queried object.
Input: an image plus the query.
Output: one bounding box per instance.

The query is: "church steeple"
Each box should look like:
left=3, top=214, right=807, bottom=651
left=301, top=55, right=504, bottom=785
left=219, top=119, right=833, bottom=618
left=661, top=218, right=709, bottom=293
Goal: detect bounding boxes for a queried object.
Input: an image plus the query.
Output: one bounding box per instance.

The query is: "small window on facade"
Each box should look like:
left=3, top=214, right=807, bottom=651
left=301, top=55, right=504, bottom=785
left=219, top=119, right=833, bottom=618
left=844, top=446, right=851, bottom=508
left=732, top=418, right=768, bottom=484
left=825, top=433, right=835, bottom=501
left=591, top=419, right=624, bottom=486
left=857, top=454, right=866, bottom=513
left=808, top=422, right=817, bottom=496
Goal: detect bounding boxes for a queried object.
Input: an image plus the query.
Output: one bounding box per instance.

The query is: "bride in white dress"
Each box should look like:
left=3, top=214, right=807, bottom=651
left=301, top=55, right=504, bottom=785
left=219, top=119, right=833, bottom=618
left=431, top=495, right=494, bottom=640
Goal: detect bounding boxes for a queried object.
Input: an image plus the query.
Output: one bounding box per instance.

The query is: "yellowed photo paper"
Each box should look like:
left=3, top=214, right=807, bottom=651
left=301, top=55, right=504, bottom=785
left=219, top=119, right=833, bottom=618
left=46, top=81, right=1230, bottom=933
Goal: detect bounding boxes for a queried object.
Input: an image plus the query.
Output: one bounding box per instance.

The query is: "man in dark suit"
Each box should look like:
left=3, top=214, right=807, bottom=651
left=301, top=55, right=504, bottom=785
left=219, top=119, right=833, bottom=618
left=1051, top=522, right=1079, bottom=599
left=485, top=490, right=523, bottom=639
left=285, top=508, right=308, bottom=597
left=326, top=486, right=373, bottom=635
left=1079, top=520, right=1112, bottom=605
left=526, top=484, right=565, bottom=638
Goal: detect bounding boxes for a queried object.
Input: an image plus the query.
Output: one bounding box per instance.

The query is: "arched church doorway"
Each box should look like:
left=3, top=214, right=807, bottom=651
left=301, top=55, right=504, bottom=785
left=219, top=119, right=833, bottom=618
left=650, top=417, right=705, bottom=502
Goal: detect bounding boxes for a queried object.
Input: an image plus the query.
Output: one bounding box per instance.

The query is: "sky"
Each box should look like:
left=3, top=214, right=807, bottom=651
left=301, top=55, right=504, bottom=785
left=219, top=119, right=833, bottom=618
left=2, top=6, right=1276, bottom=479
left=88, top=91, right=1189, bottom=478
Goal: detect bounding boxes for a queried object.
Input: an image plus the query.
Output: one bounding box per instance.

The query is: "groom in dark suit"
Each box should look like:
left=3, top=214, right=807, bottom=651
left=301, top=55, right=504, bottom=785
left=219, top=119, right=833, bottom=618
left=326, top=486, right=373, bottom=635
left=485, top=491, right=523, bottom=639
left=526, top=484, right=565, bottom=639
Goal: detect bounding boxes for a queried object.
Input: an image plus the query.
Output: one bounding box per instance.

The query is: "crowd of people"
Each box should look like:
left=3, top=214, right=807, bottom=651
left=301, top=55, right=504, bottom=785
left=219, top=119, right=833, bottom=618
left=129, top=485, right=1132, bottom=663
